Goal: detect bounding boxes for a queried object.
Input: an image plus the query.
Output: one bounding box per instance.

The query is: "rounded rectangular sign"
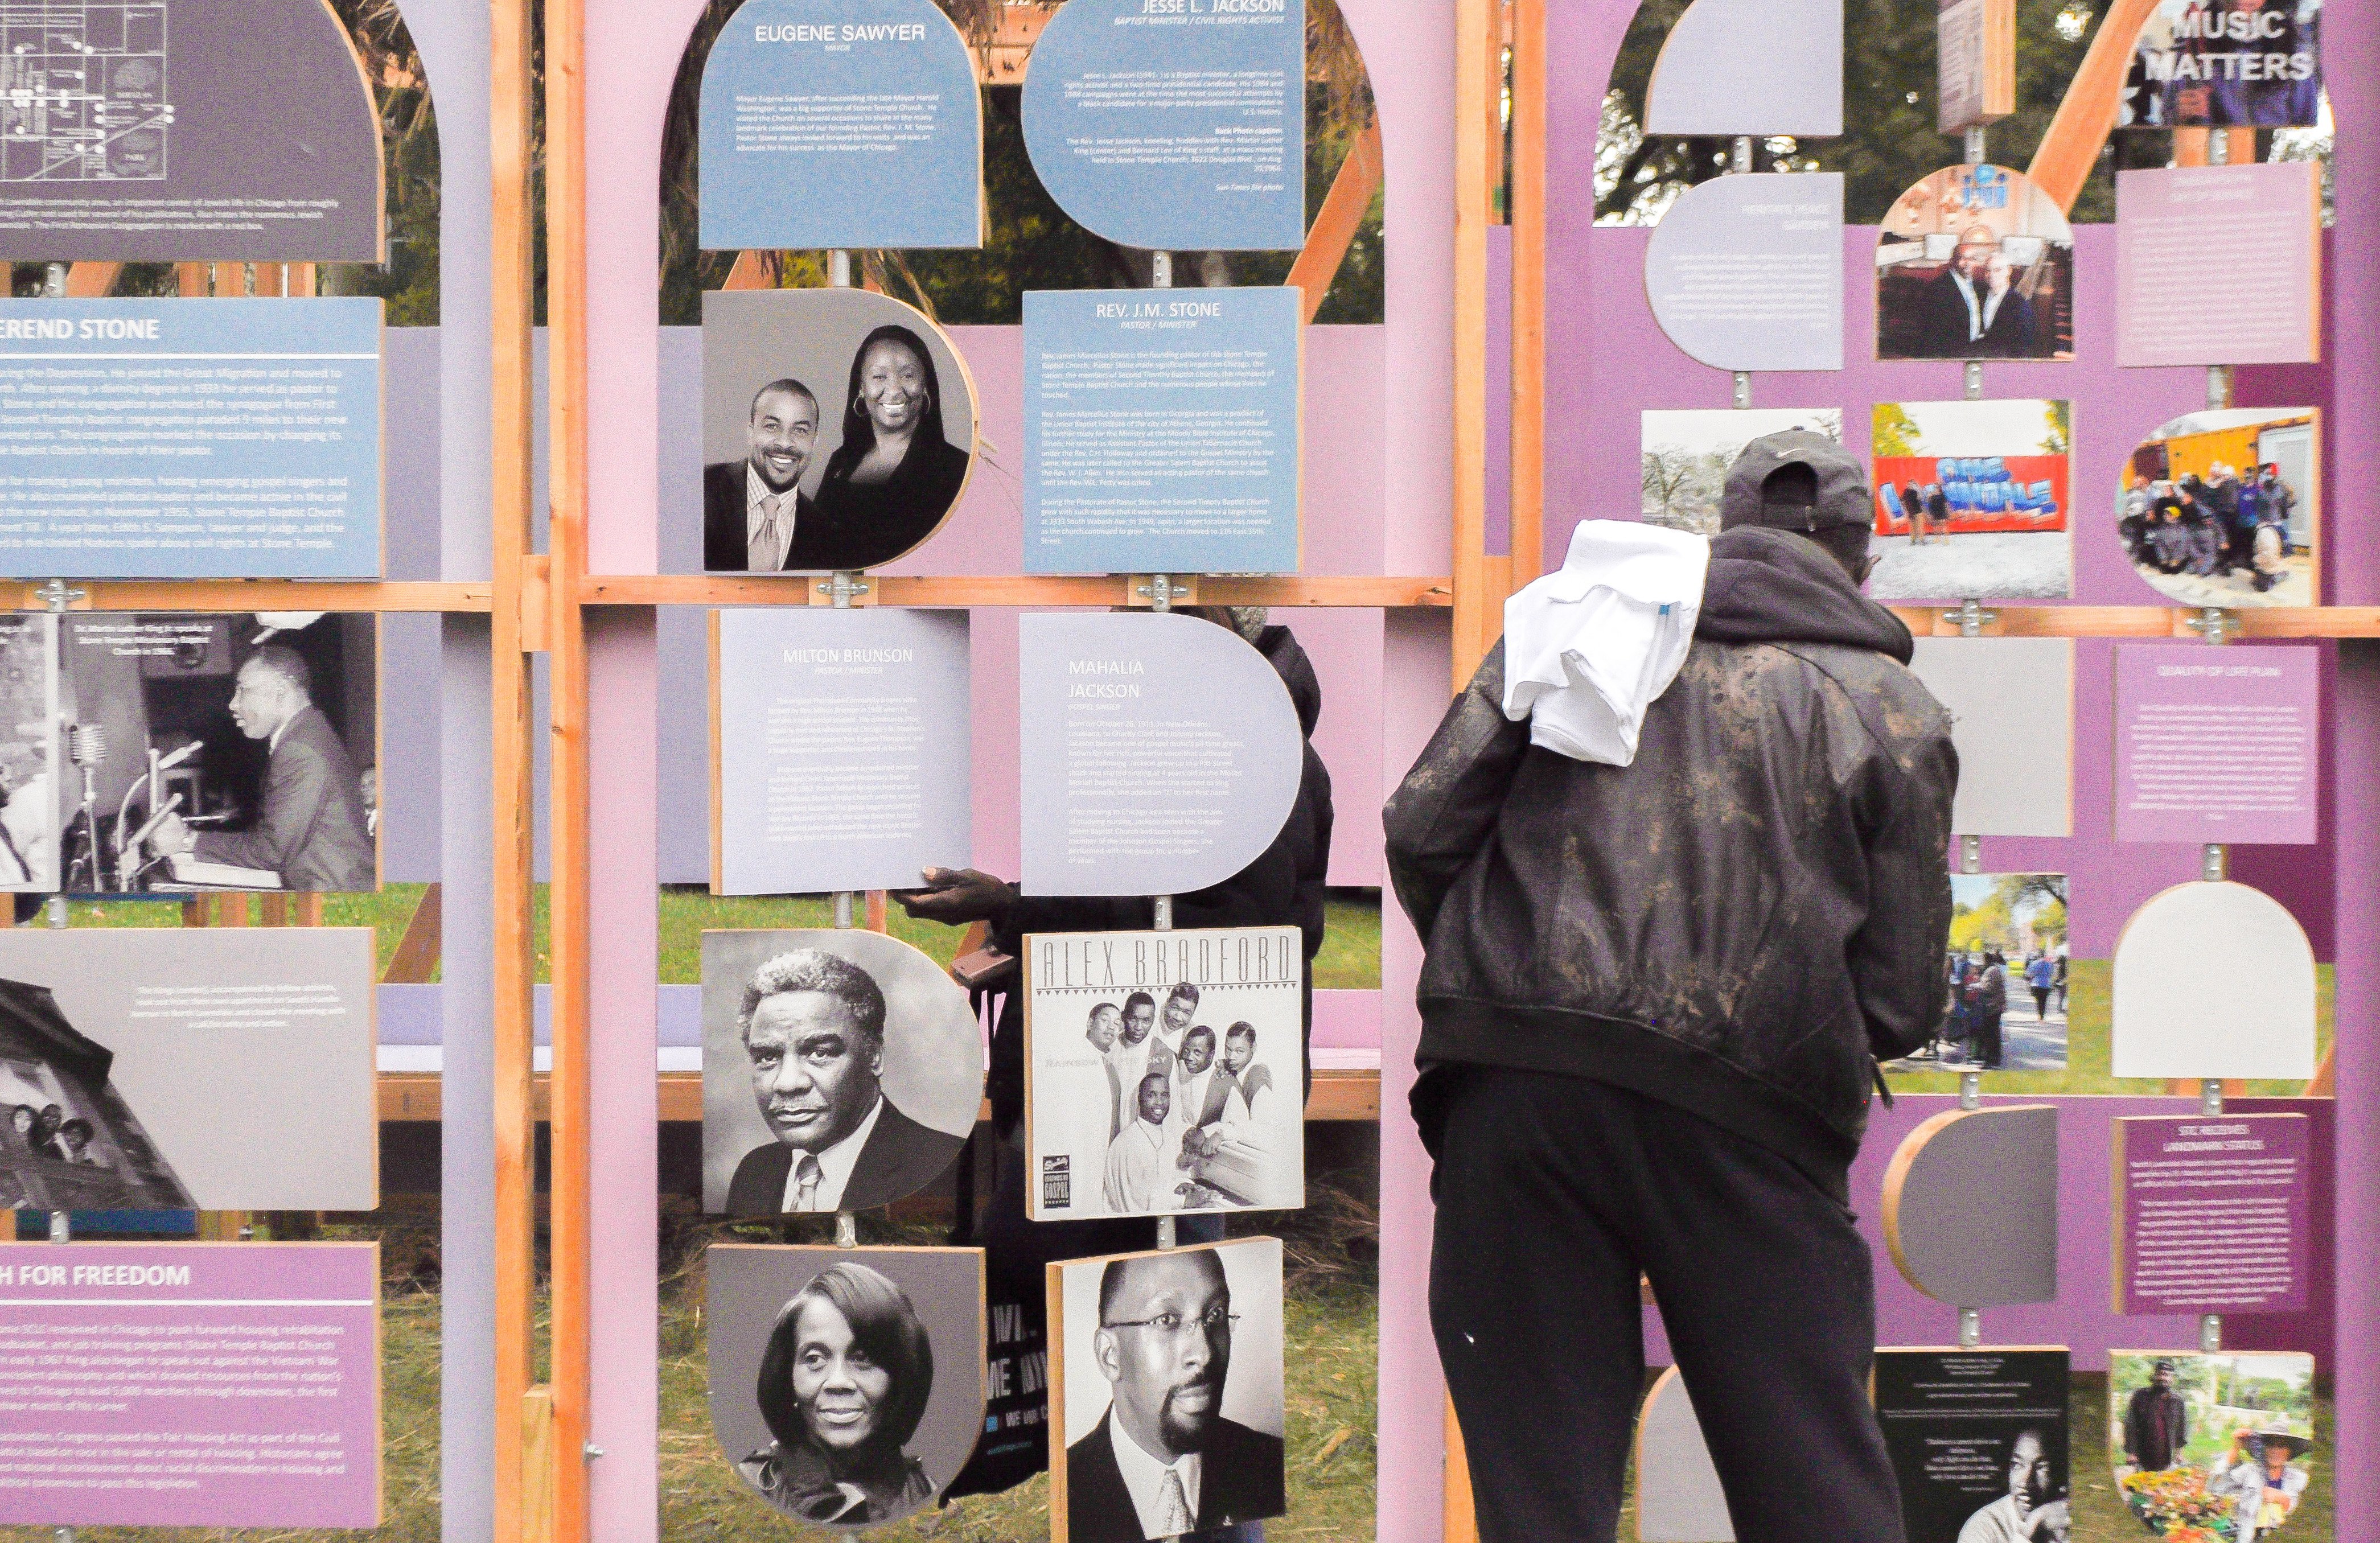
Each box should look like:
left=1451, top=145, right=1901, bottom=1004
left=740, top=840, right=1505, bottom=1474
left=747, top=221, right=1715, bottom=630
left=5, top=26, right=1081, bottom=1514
left=0, top=298, right=383, bottom=578
left=1023, top=287, right=1301, bottom=575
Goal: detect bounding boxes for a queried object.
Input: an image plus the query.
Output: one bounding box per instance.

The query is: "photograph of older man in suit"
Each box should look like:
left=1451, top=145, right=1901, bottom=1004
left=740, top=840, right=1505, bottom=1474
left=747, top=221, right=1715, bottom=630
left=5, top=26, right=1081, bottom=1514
left=1064, top=1248, right=1285, bottom=1542
left=704, top=379, right=824, bottom=573
left=1900, top=230, right=2041, bottom=361
left=146, top=645, right=375, bottom=892
left=725, top=948, right=967, bottom=1215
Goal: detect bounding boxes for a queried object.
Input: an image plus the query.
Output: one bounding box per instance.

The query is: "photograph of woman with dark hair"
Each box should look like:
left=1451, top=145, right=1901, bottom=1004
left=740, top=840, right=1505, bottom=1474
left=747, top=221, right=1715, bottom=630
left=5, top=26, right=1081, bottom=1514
left=738, top=1261, right=938, bottom=1527
left=809, top=325, right=973, bottom=569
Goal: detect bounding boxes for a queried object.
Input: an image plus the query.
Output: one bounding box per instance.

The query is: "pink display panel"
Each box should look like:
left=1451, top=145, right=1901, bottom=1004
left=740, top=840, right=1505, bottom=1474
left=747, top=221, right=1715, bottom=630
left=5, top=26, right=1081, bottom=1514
left=2114, top=644, right=2318, bottom=845
left=2116, top=1114, right=2311, bottom=1317
left=0, top=1242, right=379, bottom=1529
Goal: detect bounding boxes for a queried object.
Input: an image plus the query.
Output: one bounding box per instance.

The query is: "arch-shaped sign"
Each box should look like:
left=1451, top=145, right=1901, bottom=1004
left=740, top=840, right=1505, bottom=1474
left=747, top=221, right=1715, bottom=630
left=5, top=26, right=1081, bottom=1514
left=2111, top=881, right=2317, bottom=1081
left=1019, top=611, right=1305, bottom=898
left=0, top=0, right=383, bottom=261
left=1877, top=164, right=2075, bottom=363
left=700, top=286, right=979, bottom=573
left=1022, top=0, right=1307, bottom=252
left=1635, top=1367, right=1734, bottom=1542
left=1882, top=1104, right=2059, bottom=1309
left=1643, top=0, right=1841, bottom=138
left=697, top=0, right=982, bottom=252
left=708, top=1244, right=986, bottom=1529
left=1643, top=172, right=1843, bottom=373
left=700, top=929, right=983, bottom=1216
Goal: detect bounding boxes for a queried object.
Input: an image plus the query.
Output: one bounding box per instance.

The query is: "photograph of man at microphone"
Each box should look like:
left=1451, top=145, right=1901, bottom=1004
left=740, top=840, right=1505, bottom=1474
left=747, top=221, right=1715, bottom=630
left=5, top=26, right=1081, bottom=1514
left=41, top=613, right=380, bottom=895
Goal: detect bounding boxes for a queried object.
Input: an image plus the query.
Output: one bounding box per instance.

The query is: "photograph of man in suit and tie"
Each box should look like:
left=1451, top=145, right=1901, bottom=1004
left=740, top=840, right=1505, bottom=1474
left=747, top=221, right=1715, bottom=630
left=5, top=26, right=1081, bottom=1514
left=1025, top=929, right=1306, bottom=1221
left=1054, top=1239, right=1287, bottom=1543
left=701, top=930, right=981, bottom=1217
left=701, top=288, right=977, bottom=576
left=1876, top=164, right=2074, bottom=363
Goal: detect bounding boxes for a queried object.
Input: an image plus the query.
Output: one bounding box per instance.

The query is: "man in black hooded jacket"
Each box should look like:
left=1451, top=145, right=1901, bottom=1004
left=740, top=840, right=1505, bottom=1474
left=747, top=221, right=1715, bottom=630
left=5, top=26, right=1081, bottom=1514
left=1387, top=431, right=1956, bottom=1543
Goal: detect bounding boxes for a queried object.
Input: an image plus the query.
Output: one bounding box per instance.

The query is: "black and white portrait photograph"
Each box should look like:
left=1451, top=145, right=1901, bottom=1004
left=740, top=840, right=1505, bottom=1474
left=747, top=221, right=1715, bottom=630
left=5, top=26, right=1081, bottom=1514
left=701, top=930, right=982, bottom=1216
left=1877, top=164, right=2076, bottom=362
left=1025, top=927, right=1306, bottom=1222
left=68, top=613, right=377, bottom=895
left=706, top=1244, right=986, bottom=1530
left=0, top=925, right=376, bottom=1212
left=1051, top=1237, right=1286, bottom=1543
left=701, top=287, right=977, bottom=574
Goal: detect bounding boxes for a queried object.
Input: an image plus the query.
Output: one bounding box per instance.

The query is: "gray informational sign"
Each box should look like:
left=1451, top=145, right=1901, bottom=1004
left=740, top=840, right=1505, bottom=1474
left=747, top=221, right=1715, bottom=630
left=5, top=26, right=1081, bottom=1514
left=0, top=924, right=376, bottom=1212
left=1908, top=637, right=2073, bottom=837
left=1644, top=0, right=1842, bottom=138
left=1643, top=173, right=1843, bottom=373
left=0, top=298, right=384, bottom=578
left=1885, top=1104, right=2059, bottom=1309
left=1018, top=612, right=1304, bottom=898
left=712, top=607, right=972, bottom=895
left=0, top=0, right=382, bottom=261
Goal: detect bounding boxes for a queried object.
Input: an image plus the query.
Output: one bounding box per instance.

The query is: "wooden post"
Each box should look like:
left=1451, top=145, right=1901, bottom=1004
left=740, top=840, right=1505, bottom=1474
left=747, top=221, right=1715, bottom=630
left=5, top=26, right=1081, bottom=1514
left=1285, top=121, right=1383, bottom=324
left=1444, top=1395, right=1478, bottom=1543
left=543, top=0, right=594, bottom=1528
left=2025, top=0, right=2159, bottom=212
left=489, top=0, right=541, bottom=1523
left=1450, top=0, right=1500, bottom=690
left=1507, top=0, right=1547, bottom=590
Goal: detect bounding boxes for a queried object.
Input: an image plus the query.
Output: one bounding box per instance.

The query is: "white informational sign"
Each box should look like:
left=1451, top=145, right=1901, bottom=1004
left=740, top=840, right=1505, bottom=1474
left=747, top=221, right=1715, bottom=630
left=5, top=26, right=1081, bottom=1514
left=711, top=608, right=972, bottom=895
left=1017, top=612, right=1305, bottom=897
left=2118, top=164, right=2323, bottom=368
left=1636, top=1368, right=1736, bottom=1542
left=1643, top=173, right=1844, bottom=373
left=2111, top=881, right=2317, bottom=1081
left=1906, top=637, right=2074, bottom=837
left=1644, top=0, right=1843, bottom=138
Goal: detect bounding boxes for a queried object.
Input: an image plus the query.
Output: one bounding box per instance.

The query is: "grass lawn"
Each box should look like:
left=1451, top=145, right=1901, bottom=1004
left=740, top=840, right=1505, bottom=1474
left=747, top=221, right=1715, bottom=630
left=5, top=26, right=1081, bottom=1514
left=1884, top=959, right=2334, bottom=1099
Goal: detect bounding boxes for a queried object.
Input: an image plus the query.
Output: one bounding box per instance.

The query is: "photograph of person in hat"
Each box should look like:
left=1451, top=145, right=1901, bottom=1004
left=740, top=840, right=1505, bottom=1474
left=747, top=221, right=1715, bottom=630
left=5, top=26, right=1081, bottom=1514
left=2208, top=1426, right=2311, bottom=1541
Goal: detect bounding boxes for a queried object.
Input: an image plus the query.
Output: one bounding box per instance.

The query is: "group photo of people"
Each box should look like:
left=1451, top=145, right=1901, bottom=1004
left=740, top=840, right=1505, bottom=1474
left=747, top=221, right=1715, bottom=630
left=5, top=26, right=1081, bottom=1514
left=1877, top=164, right=2077, bottom=362
left=2112, top=1353, right=2317, bottom=1541
left=701, top=287, right=977, bottom=574
left=1027, top=960, right=1305, bottom=1220
left=705, top=1245, right=988, bottom=1532
left=2119, top=408, right=2319, bottom=609
left=1885, top=873, right=2069, bottom=1073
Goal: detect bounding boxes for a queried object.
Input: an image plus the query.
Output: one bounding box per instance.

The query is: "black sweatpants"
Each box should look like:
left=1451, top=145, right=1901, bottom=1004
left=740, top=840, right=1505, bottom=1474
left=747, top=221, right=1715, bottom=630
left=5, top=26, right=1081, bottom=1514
left=1424, top=1067, right=1905, bottom=1543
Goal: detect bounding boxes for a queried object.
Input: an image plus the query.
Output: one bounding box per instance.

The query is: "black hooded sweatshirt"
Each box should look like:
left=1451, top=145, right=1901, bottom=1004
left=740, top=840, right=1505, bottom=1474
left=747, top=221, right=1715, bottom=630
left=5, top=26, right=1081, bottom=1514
left=1385, top=528, right=1959, bottom=1196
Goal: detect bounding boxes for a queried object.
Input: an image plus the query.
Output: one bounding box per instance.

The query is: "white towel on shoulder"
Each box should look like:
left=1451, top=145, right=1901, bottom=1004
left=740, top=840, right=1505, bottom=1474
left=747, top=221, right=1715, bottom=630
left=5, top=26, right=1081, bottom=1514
left=1502, top=520, right=1711, bottom=766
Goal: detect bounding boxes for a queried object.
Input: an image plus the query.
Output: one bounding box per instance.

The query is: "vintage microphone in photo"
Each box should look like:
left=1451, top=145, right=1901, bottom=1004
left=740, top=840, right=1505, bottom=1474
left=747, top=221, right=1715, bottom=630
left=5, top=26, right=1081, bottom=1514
left=63, top=719, right=105, bottom=891
left=114, top=739, right=204, bottom=891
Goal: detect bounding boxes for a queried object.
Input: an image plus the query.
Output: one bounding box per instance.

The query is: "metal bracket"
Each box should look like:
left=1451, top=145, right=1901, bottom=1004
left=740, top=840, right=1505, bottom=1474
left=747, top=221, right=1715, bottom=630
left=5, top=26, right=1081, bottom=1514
left=1963, top=126, right=1987, bottom=166
left=583, top=1444, right=606, bottom=1462
left=2201, top=1079, right=2226, bottom=1117
left=1963, top=361, right=1984, bottom=401
left=35, top=579, right=84, bottom=614
left=1959, top=1071, right=1982, bottom=1112
left=2202, top=843, right=2228, bottom=884
left=1152, top=895, right=1174, bottom=932
left=1943, top=599, right=1997, bottom=637
left=2199, top=1314, right=2222, bottom=1353
left=1958, top=1307, right=1980, bottom=1348
left=814, top=572, right=871, bottom=608
left=1730, top=136, right=1753, bottom=175
left=835, top=1211, right=858, bottom=1249
left=1959, top=835, right=1982, bottom=875
left=1732, top=372, right=1752, bottom=409
left=2184, top=607, right=2237, bottom=645
left=1155, top=1216, right=1177, bottom=1252
left=1134, top=575, right=1191, bottom=611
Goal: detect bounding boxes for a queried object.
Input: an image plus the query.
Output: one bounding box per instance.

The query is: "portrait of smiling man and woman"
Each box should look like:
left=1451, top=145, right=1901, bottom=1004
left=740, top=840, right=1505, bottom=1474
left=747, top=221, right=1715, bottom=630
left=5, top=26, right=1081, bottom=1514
left=701, top=930, right=983, bottom=1217
left=701, top=288, right=978, bottom=574
left=707, top=1244, right=989, bottom=1530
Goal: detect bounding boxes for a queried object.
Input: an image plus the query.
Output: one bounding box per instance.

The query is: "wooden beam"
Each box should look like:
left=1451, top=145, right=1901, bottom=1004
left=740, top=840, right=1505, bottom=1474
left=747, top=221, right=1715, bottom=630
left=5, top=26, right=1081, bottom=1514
left=1444, top=1397, right=1478, bottom=1543
left=1286, top=121, right=1383, bottom=324
left=2026, top=0, right=2159, bottom=211
left=0, top=581, right=492, bottom=613
left=577, top=573, right=1453, bottom=610
left=489, top=0, right=540, bottom=1521
left=1449, top=0, right=1501, bottom=690
left=721, top=249, right=778, bottom=290
left=521, top=1386, right=557, bottom=1543
left=63, top=263, right=121, bottom=298
left=383, top=882, right=443, bottom=984
left=1507, top=0, right=1547, bottom=589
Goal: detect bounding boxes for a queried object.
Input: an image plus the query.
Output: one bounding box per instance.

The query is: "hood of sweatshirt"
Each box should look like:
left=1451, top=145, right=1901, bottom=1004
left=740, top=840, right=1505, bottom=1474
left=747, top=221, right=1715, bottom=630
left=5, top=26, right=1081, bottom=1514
left=1695, top=526, right=1914, bottom=664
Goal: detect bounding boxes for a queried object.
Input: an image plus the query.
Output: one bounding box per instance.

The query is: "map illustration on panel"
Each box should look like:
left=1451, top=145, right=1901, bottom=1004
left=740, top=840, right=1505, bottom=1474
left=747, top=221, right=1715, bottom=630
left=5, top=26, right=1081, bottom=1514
left=0, top=0, right=382, bottom=261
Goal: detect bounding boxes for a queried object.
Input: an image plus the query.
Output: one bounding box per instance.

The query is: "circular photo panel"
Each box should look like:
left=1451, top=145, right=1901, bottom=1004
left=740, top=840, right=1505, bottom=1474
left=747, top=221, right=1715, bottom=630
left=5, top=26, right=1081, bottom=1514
left=2108, top=1351, right=2317, bottom=1540
left=700, top=287, right=979, bottom=574
left=1877, top=164, right=2075, bottom=362
left=708, top=1243, right=986, bottom=1529
left=701, top=929, right=983, bottom=1216
left=2117, top=408, right=2319, bottom=608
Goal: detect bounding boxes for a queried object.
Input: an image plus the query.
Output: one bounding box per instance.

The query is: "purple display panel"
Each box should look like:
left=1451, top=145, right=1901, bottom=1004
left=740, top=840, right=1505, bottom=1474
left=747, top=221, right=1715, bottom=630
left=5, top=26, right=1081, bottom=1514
left=2116, top=1114, right=2310, bottom=1318
left=2117, top=165, right=2321, bottom=369
left=2113, top=644, right=2317, bottom=845
left=0, top=1242, right=380, bottom=1528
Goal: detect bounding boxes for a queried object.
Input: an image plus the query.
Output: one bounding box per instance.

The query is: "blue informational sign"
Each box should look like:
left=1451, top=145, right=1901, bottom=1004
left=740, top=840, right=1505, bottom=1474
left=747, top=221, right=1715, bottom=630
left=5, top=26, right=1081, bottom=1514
left=1022, top=0, right=1306, bottom=252
left=698, top=0, right=983, bottom=253
left=0, top=298, right=383, bottom=579
left=1023, top=287, right=1301, bottom=575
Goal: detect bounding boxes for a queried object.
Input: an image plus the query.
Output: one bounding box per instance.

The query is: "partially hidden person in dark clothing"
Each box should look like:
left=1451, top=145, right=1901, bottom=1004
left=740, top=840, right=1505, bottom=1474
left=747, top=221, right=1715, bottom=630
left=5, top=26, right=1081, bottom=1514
left=897, top=606, right=1333, bottom=1527
left=1387, top=431, right=1958, bottom=1543
left=2123, top=1359, right=2191, bottom=1474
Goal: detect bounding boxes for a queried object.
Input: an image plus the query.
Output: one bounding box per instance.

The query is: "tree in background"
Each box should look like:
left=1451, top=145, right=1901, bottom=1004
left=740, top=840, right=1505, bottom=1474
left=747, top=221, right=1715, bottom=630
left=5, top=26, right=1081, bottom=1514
left=2042, top=400, right=2072, bottom=457
left=1873, top=402, right=1925, bottom=458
